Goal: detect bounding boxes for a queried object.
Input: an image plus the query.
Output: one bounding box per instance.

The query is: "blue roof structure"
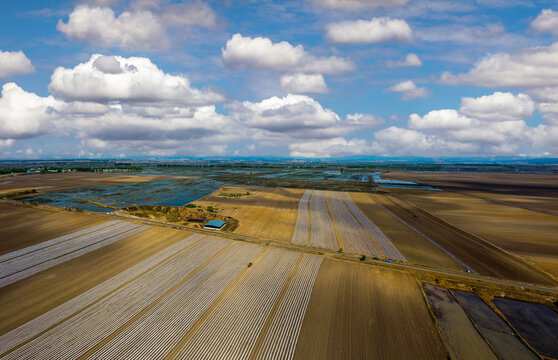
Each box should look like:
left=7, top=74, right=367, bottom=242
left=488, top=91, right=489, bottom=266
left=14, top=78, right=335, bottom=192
left=204, top=219, right=226, bottom=230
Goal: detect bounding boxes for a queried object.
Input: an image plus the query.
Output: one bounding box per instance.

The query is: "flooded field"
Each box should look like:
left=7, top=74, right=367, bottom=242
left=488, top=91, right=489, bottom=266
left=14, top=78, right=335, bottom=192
left=26, top=178, right=222, bottom=212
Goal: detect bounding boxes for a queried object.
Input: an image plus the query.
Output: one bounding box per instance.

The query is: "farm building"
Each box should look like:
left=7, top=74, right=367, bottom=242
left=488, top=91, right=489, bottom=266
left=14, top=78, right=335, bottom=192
left=204, top=219, right=226, bottom=230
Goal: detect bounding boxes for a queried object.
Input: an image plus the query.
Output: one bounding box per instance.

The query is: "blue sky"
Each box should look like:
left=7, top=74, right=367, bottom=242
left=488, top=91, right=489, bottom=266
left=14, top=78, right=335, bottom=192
left=0, top=0, right=557, bottom=159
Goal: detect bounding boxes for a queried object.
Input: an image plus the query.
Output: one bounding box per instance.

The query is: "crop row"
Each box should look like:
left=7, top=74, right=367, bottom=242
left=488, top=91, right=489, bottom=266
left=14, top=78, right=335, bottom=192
left=0, top=233, right=206, bottom=356
left=254, top=255, right=323, bottom=360
left=87, top=242, right=263, bottom=359
left=326, top=192, right=381, bottom=257
left=175, top=248, right=300, bottom=360
left=0, top=220, right=121, bottom=263
left=2, top=237, right=229, bottom=360
left=309, top=190, right=338, bottom=250
left=291, top=190, right=311, bottom=246
left=0, top=223, right=150, bottom=288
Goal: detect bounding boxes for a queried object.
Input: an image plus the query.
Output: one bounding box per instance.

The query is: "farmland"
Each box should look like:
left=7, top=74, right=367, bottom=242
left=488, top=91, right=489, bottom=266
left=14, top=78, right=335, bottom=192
left=1, top=169, right=557, bottom=359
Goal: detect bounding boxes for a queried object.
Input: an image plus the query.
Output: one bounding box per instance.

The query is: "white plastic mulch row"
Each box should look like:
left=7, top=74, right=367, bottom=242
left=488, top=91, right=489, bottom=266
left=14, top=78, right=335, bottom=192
left=291, top=190, right=311, bottom=246
left=326, top=191, right=381, bottom=257
left=174, top=248, right=301, bottom=360
left=253, top=255, right=323, bottom=360
left=87, top=242, right=263, bottom=360
left=0, top=223, right=150, bottom=288
left=309, top=190, right=338, bottom=251
left=0, top=220, right=122, bottom=263
left=1, top=237, right=228, bottom=360
left=0, top=233, right=205, bottom=356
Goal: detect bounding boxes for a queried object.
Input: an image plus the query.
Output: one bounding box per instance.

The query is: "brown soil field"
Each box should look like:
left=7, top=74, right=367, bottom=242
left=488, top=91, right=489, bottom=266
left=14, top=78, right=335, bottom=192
left=372, top=193, right=556, bottom=285
left=0, top=225, right=192, bottom=336
left=390, top=189, right=558, bottom=279
left=293, top=259, right=448, bottom=359
left=192, top=185, right=304, bottom=242
left=0, top=172, right=176, bottom=197
left=349, top=192, right=464, bottom=271
left=383, top=171, right=558, bottom=214
left=0, top=203, right=107, bottom=255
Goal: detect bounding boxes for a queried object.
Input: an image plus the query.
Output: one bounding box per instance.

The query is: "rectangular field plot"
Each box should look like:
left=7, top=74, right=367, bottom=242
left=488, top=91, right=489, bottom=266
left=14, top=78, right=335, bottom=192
left=293, top=260, right=447, bottom=359
left=423, top=284, right=498, bottom=360
left=291, top=190, right=311, bottom=246
left=494, top=297, right=558, bottom=359
left=1, top=237, right=230, bottom=359
left=0, top=221, right=149, bottom=288
left=453, top=290, right=512, bottom=332
left=308, top=190, right=338, bottom=250
left=325, top=192, right=380, bottom=257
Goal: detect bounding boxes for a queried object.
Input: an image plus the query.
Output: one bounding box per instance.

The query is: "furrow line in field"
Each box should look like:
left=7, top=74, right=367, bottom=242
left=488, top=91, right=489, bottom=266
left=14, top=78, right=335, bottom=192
left=0, top=222, right=137, bottom=278
left=0, top=233, right=206, bottom=356
left=0, top=225, right=151, bottom=288
left=87, top=242, right=263, bottom=360
left=174, top=248, right=300, bottom=360
left=291, top=190, right=311, bottom=246
left=1, top=237, right=229, bottom=360
left=0, top=221, right=122, bottom=263
left=343, top=193, right=407, bottom=261
left=326, top=192, right=380, bottom=257
left=253, top=255, right=323, bottom=360
left=309, top=190, right=337, bottom=250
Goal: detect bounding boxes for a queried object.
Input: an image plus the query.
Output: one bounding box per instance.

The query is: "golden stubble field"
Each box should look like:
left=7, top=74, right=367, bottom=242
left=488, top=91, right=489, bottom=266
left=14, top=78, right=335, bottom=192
left=192, top=185, right=304, bottom=242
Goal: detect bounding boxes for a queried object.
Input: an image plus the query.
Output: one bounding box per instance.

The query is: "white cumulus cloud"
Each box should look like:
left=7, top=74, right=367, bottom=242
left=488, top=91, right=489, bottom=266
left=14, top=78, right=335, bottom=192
left=459, top=92, right=534, bottom=121
left=57, top=5, right=169, bottom=50
left=326, top=17, right=413, bottom=44
left=388, top=80, right=430, bottom=100
left=386, top=53, right=422, bottom=68
left=280, top=73, right=328, bottom=94
left=0, top=50, right=35, bottom=78
left=0, top=83, right=63, bottom=139
left=222, top=34, right=354, bottom=74
left=531, top=9, right=558, bottom=36
left=440, top=42, right=558, bottom=88
left=49, top=54, right=224, bottom=105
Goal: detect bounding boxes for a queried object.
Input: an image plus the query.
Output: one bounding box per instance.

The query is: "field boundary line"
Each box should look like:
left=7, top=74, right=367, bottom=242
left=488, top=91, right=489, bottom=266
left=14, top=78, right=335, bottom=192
left=0, top=234, right=208, bottom=358
left=163, top=246, right=268, bottom=360
left=77, top=240, right=235, bottom=360
left=391, top=193, right=558, bottom=283
left=372, top=193, right=477, bottom=274
left=247, top=254, right=304, bottom=360
left=342, top=192, right=384, bottom=258
left=324, top=191, right=344, bottom=252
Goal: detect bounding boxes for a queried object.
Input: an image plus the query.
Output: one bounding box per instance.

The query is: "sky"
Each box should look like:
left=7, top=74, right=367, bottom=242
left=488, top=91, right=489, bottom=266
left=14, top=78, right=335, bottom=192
left=0, top=0, right=557, bottom=159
